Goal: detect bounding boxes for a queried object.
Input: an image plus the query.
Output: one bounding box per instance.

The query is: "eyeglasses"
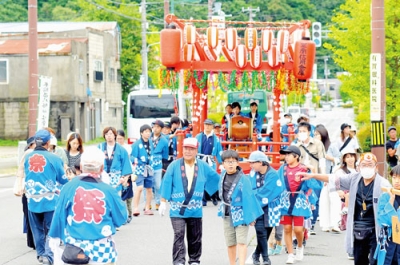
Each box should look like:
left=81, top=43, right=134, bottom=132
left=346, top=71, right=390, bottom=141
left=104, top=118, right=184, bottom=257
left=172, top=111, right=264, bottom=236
left=249, top=161, right=261, bottom=164
left=223, top=160, right=238, bottom=165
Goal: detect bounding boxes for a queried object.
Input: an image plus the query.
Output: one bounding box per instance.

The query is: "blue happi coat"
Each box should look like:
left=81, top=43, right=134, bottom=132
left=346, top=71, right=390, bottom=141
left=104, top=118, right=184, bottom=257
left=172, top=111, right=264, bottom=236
left=195, top=132, right=223, bottom=169
left=98, top=143, right=132, bottom=190
left=246, top=112, right=263, bottom=134
left=375, top=192, right=400, bottom=265
left=150, top=135, right=169, bottom=171
left=218, top=168, right=263, bottom=227
left=161, top=158, right=220, bottom=218
left=131, top=138, right=153, bottom=177
left=277, top=164, right=320, bottom=218
left=49, top=175, right=127, bottom=263
left=249, top=167, right=284, bottom=227
left=24, top=148, right=67, bottom=213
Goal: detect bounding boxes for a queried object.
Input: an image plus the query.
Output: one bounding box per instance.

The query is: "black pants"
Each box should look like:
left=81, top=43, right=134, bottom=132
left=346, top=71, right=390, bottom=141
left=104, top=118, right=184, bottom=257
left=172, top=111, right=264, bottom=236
left=353, top=227, right=377, bottom=265
left=254, top=216, right=273, bottom=261
left=22, top=194, right=35, bottom=249
left=171, top=217, right=202, bottom=265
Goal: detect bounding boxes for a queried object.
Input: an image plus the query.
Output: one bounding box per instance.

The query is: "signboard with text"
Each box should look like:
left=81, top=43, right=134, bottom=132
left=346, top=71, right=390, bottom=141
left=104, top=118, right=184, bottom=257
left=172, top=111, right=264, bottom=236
left=370, top=53, right=381, bottom=121
left=37, top=76, right=52, bottom=129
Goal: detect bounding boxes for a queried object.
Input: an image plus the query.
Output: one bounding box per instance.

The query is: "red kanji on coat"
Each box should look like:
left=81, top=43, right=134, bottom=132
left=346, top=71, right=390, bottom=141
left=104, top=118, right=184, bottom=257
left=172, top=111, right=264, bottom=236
left=28, top=154, right=47, bottom=173
left=73, top=187, right=106, bottom=224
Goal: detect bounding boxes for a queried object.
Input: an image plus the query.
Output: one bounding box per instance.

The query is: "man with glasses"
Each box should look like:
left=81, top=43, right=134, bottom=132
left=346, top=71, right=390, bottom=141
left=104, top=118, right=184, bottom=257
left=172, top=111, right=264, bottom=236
left=159, top=138, right=220, bottom=265
left=248, top=151, right=284, bottom=265
left=297, top=152, right=391, bottom=265
left=217, top=150, right=263, bottom=265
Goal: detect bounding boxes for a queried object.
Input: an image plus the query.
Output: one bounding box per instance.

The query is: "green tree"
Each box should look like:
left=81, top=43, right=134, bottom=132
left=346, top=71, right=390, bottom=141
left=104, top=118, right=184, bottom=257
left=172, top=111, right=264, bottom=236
left=325, top=0, right=400, bottom=127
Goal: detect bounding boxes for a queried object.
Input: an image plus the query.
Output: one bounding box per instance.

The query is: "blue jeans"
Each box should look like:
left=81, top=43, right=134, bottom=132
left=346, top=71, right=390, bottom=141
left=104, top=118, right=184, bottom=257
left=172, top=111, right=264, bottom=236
left=253, top=216, right=273, bottom=261
left=153, top=169, right=162, bottom=205
left=312, top=181, right=322, bottom=226
left=28, top=211, right=54, bottom=263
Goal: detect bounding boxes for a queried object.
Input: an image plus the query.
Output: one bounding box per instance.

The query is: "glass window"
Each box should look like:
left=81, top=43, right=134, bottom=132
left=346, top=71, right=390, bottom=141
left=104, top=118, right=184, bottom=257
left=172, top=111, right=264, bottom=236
left=0, top=60, right=8, bottom=83
left=129, top=94, right=175, bottom=119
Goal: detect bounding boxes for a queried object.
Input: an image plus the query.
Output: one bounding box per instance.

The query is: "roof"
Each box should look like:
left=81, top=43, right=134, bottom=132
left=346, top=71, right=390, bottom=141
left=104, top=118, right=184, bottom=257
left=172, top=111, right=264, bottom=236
left=0, top=22, right=118, bottom=35
left=0, top=38, right=88, bottom=55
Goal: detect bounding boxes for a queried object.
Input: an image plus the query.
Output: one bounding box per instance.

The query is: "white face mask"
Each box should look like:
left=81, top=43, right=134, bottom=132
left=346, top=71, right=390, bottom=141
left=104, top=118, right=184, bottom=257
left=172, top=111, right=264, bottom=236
left=360, top=167, right=376, bottom=179
left=285, top=118, right=291, bottom=124
left=298, top=132, right=308, bottom=142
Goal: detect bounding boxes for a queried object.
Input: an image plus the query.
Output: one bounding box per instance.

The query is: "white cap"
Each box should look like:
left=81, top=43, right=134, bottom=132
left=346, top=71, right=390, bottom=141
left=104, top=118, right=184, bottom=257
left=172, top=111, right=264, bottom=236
left=183, top=138, right=198, bottom=149
left=81, top=147, right=104, bottom=167
left=50, top=135, right=57, bottom=146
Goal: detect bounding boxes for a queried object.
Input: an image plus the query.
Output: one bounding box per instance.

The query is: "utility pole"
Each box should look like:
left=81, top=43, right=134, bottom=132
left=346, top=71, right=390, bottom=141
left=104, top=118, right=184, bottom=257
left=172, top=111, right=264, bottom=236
left=324, top=57, right=329, bottom=101
left=208, top=0, right=213, bottom=25
left=140, top=0, right=148, bottom=90
left=371, top=0, right=386, bottom=175
left=164, top=0, right=169, bottom=28
left=28, top=0, right=38, bottom=136
left=242, top=6, right=259, bottom=22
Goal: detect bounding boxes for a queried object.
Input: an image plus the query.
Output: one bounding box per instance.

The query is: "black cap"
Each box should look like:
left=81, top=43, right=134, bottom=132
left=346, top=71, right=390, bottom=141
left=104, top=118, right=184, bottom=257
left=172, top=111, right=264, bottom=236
left=140, top=124, right=152, bottom=133
left=24, top=136, right=35, bottom=151
left=153, top=120, right=164, bottom=128
left=340, top=123, right=351, bottom=131
left=214, top=123, right=221, bottom=128
left=164, top=121, right=171, bottom=128
left=279, top=145, right=301, bottom=157
left=284, top=113, right=292, bottom=117
left=388, top=126, right=396, bottom=133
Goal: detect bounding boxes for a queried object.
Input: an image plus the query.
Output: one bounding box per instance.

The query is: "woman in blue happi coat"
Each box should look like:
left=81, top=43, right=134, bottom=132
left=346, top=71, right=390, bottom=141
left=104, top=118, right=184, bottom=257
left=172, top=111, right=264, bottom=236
left=217, top=150, right=263, bottom=265
left=97, top=127, right=132, bottom=191
left=376, top=165, right=400, bottom=265
left=247, top=151, right=284, bottom=265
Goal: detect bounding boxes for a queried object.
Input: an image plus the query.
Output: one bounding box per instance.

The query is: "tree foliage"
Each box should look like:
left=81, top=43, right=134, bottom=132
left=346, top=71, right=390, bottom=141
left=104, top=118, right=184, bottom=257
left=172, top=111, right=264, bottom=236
left=325, top=0, right=400, bottom=127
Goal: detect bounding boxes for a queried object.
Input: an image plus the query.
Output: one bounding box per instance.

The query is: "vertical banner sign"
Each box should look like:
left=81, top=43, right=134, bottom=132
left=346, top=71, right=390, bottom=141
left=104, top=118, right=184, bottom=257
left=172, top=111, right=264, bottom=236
left=37, top=76, right=52, bottom=130
left=370, top=53, right=381, bottom=121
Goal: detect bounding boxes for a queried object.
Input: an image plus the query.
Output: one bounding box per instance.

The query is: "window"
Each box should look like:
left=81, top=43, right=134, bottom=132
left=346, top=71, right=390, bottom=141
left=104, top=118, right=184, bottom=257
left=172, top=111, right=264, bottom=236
left=94, top=60, right=102, bottom=71
left=109, top=67, right=115, bottom=82
left=112, top=107, right=117, bottom=117
left=117, top=69, right=121, bottom=83
left=79, top=60, right=84, bottom=84
left=0, top=59, right=8, bottom=84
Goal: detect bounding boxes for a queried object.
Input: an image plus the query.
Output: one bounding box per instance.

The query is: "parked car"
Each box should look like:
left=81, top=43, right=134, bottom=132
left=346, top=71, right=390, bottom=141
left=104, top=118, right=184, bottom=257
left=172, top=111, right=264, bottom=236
left=322, top=103, right=332, bottom=111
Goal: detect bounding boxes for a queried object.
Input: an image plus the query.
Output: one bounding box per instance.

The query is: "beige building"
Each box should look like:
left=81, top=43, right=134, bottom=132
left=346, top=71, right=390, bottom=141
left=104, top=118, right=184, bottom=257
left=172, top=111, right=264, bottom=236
left=0, top=22, right=124, bottom=141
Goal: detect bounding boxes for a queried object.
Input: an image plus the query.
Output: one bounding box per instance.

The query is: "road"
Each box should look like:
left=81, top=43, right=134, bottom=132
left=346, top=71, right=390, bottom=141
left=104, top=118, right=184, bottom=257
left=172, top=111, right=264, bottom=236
left=0, top=107, right=355, bottom=265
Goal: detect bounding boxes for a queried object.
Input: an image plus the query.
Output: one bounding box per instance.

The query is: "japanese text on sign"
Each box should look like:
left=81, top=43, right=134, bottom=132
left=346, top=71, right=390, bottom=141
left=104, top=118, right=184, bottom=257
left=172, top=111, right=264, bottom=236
left=37, top=76, right=52, bottom=129
left=370, top=54, right=381, bottom=121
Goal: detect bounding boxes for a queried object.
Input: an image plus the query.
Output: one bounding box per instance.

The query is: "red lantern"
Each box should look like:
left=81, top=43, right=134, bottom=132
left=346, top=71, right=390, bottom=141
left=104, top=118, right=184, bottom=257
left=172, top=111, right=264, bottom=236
left=250, top=46, right=262, bottom=69
left=207, top=27, right=219, bottom=49
left=245, top=28, right=257, bottom=51
left=294, top=37, right=316, bottom=81
left=161, top=28, right=181, bottom=67
left=183, top=44, right=195, bottom=62
left=235, top=44, right=248, bottom=69
left=203, top=45, right=217, bottom=61
left=222, top=46, right=235, bottom=61
left=225, top=28, right=238, bottom=51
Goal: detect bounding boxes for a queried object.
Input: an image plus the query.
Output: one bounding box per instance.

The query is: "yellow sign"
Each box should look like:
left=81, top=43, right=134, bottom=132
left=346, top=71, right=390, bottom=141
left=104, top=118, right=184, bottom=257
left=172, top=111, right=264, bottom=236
left=371, top=121, right=384, bottom=147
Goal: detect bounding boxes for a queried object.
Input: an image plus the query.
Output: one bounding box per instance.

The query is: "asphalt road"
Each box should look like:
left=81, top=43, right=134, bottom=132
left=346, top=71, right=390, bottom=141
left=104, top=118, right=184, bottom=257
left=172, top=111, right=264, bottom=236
left=0, top=107, right=356, bottom=265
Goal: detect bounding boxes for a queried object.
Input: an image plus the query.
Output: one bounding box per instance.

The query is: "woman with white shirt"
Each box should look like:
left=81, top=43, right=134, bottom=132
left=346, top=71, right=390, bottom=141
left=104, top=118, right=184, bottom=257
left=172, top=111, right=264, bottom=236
left=336, top=123, right=359, bottom=153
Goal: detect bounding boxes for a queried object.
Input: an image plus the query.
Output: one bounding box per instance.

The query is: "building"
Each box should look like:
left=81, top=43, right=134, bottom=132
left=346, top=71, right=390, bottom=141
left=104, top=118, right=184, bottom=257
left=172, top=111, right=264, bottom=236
left=0, top=22, right=124, bottom=141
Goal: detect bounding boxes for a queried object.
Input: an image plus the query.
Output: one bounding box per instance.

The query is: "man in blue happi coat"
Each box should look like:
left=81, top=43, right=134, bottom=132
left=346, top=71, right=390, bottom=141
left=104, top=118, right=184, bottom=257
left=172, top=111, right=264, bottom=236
left=195, top=118, right=223, bottom=206
left=159, top=137, right=220, bottom=265
left=49, top=147, right=127, bottom=265
left=24, top=129, right=67, bottom=265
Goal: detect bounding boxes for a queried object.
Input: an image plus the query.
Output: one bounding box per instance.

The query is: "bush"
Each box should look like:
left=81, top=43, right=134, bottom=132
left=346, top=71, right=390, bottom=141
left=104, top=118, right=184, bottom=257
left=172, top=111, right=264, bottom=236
left=356, top=124, right=371, bottom=152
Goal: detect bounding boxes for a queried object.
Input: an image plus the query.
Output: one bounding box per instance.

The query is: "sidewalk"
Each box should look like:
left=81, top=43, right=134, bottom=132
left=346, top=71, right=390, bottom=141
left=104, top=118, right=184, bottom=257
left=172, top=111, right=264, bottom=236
left=0, top=146, right=19, bottom=177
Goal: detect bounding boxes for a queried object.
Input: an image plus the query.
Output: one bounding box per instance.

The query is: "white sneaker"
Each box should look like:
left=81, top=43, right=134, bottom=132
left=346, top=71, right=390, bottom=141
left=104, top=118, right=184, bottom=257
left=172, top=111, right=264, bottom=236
left=321, top=227, right=330, bottom=232
left=332, top=226, right=341, bottom=233
left=286, top=253, right=295, bottom=264
left=295, top=246, right=304, bottom=261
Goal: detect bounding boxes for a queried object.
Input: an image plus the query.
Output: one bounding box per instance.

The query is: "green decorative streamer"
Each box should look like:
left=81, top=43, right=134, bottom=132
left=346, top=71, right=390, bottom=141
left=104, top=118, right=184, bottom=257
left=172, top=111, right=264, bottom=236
left=218, top=71, right=228, bottom=93
left=242, top=71, right=252, bottom=94
left=229, top=70, right=237, bottom=91
left=251, top=71, right=258, bottom=93
left=194, top=70, right=208, bottom=90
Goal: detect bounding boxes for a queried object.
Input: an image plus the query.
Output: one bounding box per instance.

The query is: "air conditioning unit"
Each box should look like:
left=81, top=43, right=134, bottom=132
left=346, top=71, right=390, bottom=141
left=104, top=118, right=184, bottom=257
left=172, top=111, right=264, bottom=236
left=93, top=71, right=103, bottom=82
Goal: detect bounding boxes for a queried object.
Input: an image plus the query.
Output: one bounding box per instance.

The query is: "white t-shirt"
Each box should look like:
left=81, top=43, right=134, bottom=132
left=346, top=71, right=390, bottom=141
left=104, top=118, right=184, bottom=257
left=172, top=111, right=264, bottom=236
left=336, top=136, right=359, bottom=153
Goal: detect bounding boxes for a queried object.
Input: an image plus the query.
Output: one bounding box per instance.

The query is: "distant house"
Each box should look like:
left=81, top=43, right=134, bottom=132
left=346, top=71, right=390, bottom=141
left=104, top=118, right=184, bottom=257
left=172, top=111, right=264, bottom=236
left=0, top=22, right=124, bottom=141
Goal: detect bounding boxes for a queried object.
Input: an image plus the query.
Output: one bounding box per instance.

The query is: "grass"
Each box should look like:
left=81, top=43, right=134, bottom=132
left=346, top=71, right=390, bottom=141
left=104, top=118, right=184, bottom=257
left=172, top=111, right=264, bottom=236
left=0, top=137, right=104, bottom=147
left=0, top=139, right=21, bottom=146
